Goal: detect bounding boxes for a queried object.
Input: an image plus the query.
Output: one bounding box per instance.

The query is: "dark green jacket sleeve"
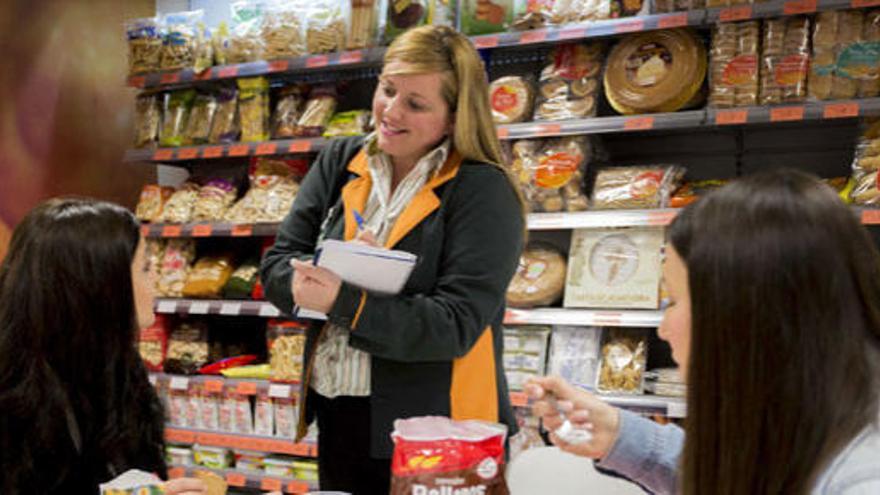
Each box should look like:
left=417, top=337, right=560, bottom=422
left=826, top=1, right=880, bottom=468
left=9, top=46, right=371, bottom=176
left=334, top=164, right=525, bottom=362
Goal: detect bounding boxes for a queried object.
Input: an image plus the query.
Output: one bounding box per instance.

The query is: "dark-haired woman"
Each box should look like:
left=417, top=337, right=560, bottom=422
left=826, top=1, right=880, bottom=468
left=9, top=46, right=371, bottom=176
left=0, top=198, right=207, bottom=494
left=530, top=169, right=880, bottom=494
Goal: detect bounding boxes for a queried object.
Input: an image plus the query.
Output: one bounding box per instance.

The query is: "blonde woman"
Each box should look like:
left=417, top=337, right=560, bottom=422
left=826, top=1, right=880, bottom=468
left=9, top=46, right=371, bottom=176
left=261, top=26, right=525, bottom=494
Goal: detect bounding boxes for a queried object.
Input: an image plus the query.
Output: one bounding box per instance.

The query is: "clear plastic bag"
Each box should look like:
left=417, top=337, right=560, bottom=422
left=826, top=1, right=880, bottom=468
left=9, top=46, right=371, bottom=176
left=182, top=255, right=235, bottom=298
left=850, top=119, right=880, bottom=205
left=126, top=17, right=163, bottom=74
left=306, top=0, right=349, bottom=54
left=134, top=93, right=162, bottom=148
left=271, top=86, right=305, bottom=139
left=135, top=185, right=175, bottom=222
left=157, top=239, right=196, bottom=297
left=226, top=158, right=302, bottom=223
left=709, top=21, right=761, bottom=108
left=237, top=77, right=270, bottom=142
left=760, top=16, right=811, bottom=105
left=262, top=0, right=306, bottom=59
left=348, top=0, right=384, bottom=49
left=810, top=10, right=880, bottom=101
left=591, top=165, right=685, bottom=210
left=160, top=89, right=196, bottom=148
left=597, top=328, right=647, bottom=394
left=159, top=10, right=205, bottom=71
left=489, top=76, right=535, bottom=124
left=322, top=110, right=372, bottom=137
left=509, top=137, right=591, bottom=213
left=267, top=320, right=307, bottom=382
left=535, top=43, right=603, bottom=121
left=506, top=244, right=567, bottom=308
left=192, top=179, right=238, bottom=222
left=226, top=1, right=266, bottom=64
left=184, top=93, right=218, bottom=145
left=158, top=182, right=200, bottom=223
left=165, top=321, right=210, bottom=375
left=295, top=87, right=338, bottom=137
left=209, top=87, right=240, bottom=144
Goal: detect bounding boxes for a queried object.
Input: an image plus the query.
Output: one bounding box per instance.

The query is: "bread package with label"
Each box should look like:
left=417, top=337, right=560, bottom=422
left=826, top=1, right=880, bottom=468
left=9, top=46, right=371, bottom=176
left=261, top=0, right=305, bottom=59
left=237, top=77, right=270, bottom=142
left=535, top=43, right=603, bottom=121
left=509, top=137, right=591, bottom=213
left=134, top=93, right=162, bottom=148
left=591, top=165, right=685, bottom=210
left=565, top=226, right=664, bottom=309
left=605, top=29, right=707, bottom=114
left=850, top=118, right=880, bottom=205
left=506, top=243, right=567, bottom=308
left=225, top=1, right=265, bottom=63
left=709, top=21, right=761, bottom=108
left=489, top=76, right=535, bottom=124
left=809, top=10, right=880, bottom=101
left=597, top=328, right=648, bottom=394
left=461, top=0, right=513, bottom=35
left=759, top=16, right=810, bottom=105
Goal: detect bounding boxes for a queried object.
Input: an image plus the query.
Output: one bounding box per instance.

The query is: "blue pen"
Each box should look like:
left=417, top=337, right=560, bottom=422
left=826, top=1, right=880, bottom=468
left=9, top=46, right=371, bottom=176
left=353, top=209, right=366, bottom=232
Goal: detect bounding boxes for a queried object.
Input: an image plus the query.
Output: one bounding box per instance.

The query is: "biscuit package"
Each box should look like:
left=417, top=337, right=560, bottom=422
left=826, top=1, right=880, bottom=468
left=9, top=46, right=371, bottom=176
left=348, top=0, right=384, bottom=49
left=596, top=328, right=648, bottom=394
left=226, top=157, right=304, bottom=223
left=506, top=243, right=567, bottom=308
left=535, top=43, right=603, bottom=121
left=590, top=165, right=685, bottom=210
left=489, top=76, right=535, bottom=124
left=759, top=16, right=810, bottom=105
left=509, top=137, right=591, bottom=213
left=709, top=21, right=761, bottom=108
left=306, top=0, right=348, bottom=54
left=809, top=10, right=880, bottom=101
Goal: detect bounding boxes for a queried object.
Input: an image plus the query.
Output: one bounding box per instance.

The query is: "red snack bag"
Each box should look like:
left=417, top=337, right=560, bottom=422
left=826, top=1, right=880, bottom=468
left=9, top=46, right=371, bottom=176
left=139, top=314, right=169, bottom=371
left=391, top=416, right=510, bottom=495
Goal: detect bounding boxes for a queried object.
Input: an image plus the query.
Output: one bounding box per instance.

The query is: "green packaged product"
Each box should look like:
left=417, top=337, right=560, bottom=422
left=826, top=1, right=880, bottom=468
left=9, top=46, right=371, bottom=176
left=460, top=0, right=513, bottom=35
left=385, top=0, right=456, bottom=43
left=223, top=259, right=260, bottom=299
left=160, top=89, right=196, bottom=147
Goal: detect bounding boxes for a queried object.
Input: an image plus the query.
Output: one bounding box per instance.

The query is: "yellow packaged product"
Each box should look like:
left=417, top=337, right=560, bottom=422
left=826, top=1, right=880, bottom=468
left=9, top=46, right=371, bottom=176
left=136, top=185, right=175, bottom=222
left=237, top=77, right=270, bottom=142
left=160, top=90, right=196, bottom=148
left=604, top=29, right=706, bottom=114
left=759, top=16, right=810, bottom=105
left=182, top=255, right=235, bottom=298
left=184, top=94, right=218, bottom=145
left=709, top=21, right=761, bottom=108
left=323, top=110, right=372, bottom=137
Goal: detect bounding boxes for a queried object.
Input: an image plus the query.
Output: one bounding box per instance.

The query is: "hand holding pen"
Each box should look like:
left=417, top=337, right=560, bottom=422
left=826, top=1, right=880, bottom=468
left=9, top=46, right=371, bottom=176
left=352, top=209, right=379, bottom=247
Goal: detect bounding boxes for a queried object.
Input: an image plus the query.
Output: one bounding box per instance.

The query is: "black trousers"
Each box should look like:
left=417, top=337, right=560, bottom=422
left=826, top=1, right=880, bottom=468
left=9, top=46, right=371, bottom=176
left=311, top=391, right=392, bottom=495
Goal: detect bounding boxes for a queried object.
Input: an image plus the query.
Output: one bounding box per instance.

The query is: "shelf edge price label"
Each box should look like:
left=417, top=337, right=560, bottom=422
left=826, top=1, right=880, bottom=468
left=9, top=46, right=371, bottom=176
left=268, top=383, right=292, bottom=398
left=647, top=210, right=677, bottom=226
left=862, top=210, right=880, bottom=224
left=715, top=109, right=748, bottom=125
left=259, top=303, right=280, bottom=317
left=559, top=27, right=587, bottom=40
left=262, top=478, right=283, bottom=491
left=624, top=116, right=655, bottom=131
left=140, top=225, right=151, bottom=238
left=496, top=127, right=510, bottom=139
left=268, top=59, right=290, bottom=72
left=161, top=225, right=182, bottom=238
left=667, top=401, right=687, bottom=418
left=152, top=148, right=175, bottom=161
left=128, top=75, right=146, bottom=88
left=189, top=301, right=211, bottom=314
left=255, top=142, right=278, bottom=155
left=852, top=0, right=880, bottom=7
left=289, top=140, right=313, bottom=153
left=236, top=381, right=258, bottom=395
left=306, top=55, right=329, bottom=68
left=217, top=66, right=239, bottom=78
left=615, top=19, right=645, bottom=34
left=719, top=5, right=752, bottom=22
left=220, top=302, right=242, bottom=315
left=204, top=379, right=224, bottom=394
left=504, top=309, right=525, bottom=325
left=770, top=106, right=804, bottom=122
left=592, top=311, right=623, bottom=326
left=202, top=146, right=224, bottom=158
left=232, top=224, right=254, bottom=237
left=824, top=102, right=859, bottom=119
left=473, top=35, right=500, bottom=49
left=177, top=147, right=199, bottom=160
left=160, top=72, right=181, bottom=85
left=287, top=481, right=310, bottom=494
left=168, top=467, right=186, bottom=479
left=156, top=300, right=177, bottom=313
left=509, top=392, right=528, bottom=408
left=519, top=29, right=548, bottom=44
left=783, top=0, right=816, bottom=14
left=535, top=123, right=562, bottom=136
left=192, top=224, right=213, bottom=237
left=226, top=473, right=247, bottom=487
left=169, top=376, right=190, bottom=391
left=228, top=144, right=250, bottom=156
left=339, top=50, right=364, bottom=64
left=658, top=13, right=688, bottom=29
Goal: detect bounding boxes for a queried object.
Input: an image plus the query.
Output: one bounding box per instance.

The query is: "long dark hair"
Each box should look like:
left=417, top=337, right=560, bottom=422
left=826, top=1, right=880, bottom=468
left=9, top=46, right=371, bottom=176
left=0, top=198, right=167, bottom=492
left=669, top=169, right=880, bottom=494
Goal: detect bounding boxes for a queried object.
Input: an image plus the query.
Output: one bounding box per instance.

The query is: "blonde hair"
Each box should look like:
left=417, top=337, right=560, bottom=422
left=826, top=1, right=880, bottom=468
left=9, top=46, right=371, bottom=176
left=383, top=25, right=527, bottom=217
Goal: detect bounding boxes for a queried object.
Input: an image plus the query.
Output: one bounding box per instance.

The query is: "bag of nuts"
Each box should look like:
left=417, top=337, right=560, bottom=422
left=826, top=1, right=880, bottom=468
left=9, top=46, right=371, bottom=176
left=267, top=320, right=307, bottom=383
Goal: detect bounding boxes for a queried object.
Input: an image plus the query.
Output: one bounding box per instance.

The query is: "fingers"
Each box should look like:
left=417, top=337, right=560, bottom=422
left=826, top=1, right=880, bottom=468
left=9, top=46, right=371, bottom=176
left=163, top=478, right=207, bottom=495
left=353, top=229, right=379, bottom=246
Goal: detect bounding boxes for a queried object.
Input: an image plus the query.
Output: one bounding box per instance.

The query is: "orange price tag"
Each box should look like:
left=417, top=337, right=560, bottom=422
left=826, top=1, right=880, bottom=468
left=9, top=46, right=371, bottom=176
left=292, top=443, right=310, bottom=456
left=161, top=225, right=182, bottom=238
left=719, top=5, right=752, bottom=21
left=624, top=116, right=655, bottom=130
left=862, top=210, right=880, bottom=224
left=236, top=381, right=258, bottom=395
left=128, top=75, right=146, bottom=88
left=217, top=66, right=238, bottom=78
left=165, top=428, right=196, bottom=443
left=256, top=142, right=278, bottom=155
left=520, top=30, right=548, bottom=44
left=715, top=109, right=749, bottom=125
left=168, top=467, right=186, bottom=479
left=289, top=140, right=313, bottom=153
left=202, top=146, right=224, bottom=158
left=510, top=392, right=528, bottom=408
left=306, top=55, right=329, bottom=68
left=852, top=0, right=880, bottom=7
left=783, top=0, right=817, bottom=14
left=192, top=224, right=213, bottom=237
left=228, top=144, right=250, bottom=156
left=658, top=13, right=688, bottom=29
left=262, top=478, right=283, bottom=491
left=160, top=72, right=181, bottom=85
left=177, top=147, right=199, bottom=160
left=824, top=102, right=859, bottom=119
left=535, top=123, right=562, bottom=136
left=340, top=50, right=364, bottom=64
left=770, top=106, right=804, bottom=122
left=152, top=148, right=174, bottom=161
left=141, top=225, right=151, bottom=238
left=497, top=127, right=510, bottom=139
left=226, top=473, right=247, bottom=487
left=204, top=379, right=224, bottom=393
left=648, top=210, right=678, bottom=226
left=287, top=481, right=310, bottom=494
left=615, top=19, right=645, bottom=33
left=268, top=59, right=289, bottom=72
left=593, top=311, right=623, bottom=326
left=232, top=224, right=253, bottom=237
left=559, top=27, right=587, bottom=39
left=473, top=35, right=500, bottom=49
left=504, top=309, right=525, bottom=325
left=194, top=69, right=212, bottom=81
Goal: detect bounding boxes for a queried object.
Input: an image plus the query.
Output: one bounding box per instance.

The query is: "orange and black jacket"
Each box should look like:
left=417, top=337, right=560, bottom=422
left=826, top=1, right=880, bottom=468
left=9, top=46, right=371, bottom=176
left=260, top=136, right=524, bottom=458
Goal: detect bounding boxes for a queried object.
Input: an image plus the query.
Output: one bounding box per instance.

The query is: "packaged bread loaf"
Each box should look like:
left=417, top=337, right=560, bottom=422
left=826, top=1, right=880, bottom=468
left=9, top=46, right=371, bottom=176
left=605, top=29, right=707, bottom=114
left=159, top=182, right=201, bottom=223
left=535, top=43, right=603, bottom=121
left=850, top=118, right=880, bottom=205
left=272, top=86, right=305, bottom=139
left=296, top=88, right=338, bottom=137
left=192, top=179, right=237, bottom=222
left=225, top=1, right=265, bottom=64
left=348, top=0, right=382, bottom=49
left=237, top=77, right=270, bottom=142
left=306, top=0, right=348, bottom=54
left=489, top=76, right=535, bottom=124
left=591, top=165, right=685, bottom=209
left=182, top=255, right=235, bottom=298
left=709, top=21, right=761, bottom=108
left=136, top=185, right=175, bottom=222
left=653, top=0, right=704, bottom=13
left=127, top=17, right=162, bottom=75
left=159, top=10, right=205, bottom=71
left=506, top=243, right=567, bottom=308
left=157, top=239, right=196, bottom=297
left=461, top=0, right=514, bottom=35
left=810, top=10, right=880, bottom=101
left=184, top=93, right=218, bottom=145
left=160, top=89, right=196, bottom=148
left=134, top=93, right=162, bottom=148
left=759, top=17, right=810, bottom=105
left=261, top=0, right=305, bottom=59
left=509, top=137, right=591, bottom=213
left=209, top=87, right=240, bottom=144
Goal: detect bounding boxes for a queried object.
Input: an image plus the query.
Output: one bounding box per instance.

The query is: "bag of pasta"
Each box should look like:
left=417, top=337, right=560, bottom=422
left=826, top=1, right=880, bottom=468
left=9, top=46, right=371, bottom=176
left=226, top=158, right=301, bottom=223
left=295, top=87, right=338, bottom=137
left=272, top=86, right=305, bottom=139
left=160, top=89, right=196, bottom=148
left=591, top=165, right=685, bottom=210
left=225, top=0, right=266, bottom=64
left=165, top=321, right=211, bottom=375
left=348, top=0, right=384, bottom=49
left=182, top=255, right=236, bottom=298
left=192, top=179, right=238, bottom=221
left=238, top=77, right=270, bottom=142
left=184, top=93, right=218, bottom=145
left=134, top=93, right=162, bottom=148
left=127, top=17, right=162, bottom=75
left=209, top=87, right=240, bottom=144
left=160, top=10, right=205, bottom=71
left=159, top=182, right=201, bottom=223
left=262, top=0, right=306, bottom=59
left=510, top=137, right=591, bottom=213
left=136, top=185, right=175, bottom=222
left=157, top=239, right=196, bottom=297
left=306, top=0, right=349, bottom=54
left=267, top=320, right=306, bottom=382
left=223, top=258, right=261, bottom=299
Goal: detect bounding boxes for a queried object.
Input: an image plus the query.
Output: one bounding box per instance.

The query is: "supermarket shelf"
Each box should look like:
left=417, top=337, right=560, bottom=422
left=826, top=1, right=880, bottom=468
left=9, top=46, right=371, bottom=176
left=165, top=426, right=318, bottom=457
left=527, top=209, right=677, bottom=230
left=704, top=0, right=874, bottom=24
left=509, top=391, right=686, bottom=418
left=504, top=308, right=663, bottom=327
left=141, top=222, right=279, bottom=238
left=154, top=298, right=284, bottom=317
left=168, top=465, right=316, bottom=494
left=149, top=373, right=298, bottom=399
left=124, top=137, right=328, bottom=163
left=497, top=110, right=706, bottom=140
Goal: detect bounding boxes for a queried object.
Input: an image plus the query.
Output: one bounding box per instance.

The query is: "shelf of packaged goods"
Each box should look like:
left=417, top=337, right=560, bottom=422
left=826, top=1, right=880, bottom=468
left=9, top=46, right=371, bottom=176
left=527, top=209, right=678, bottom=230
left=149, top=373, right=299, bottom=400
left=707, top=98, right=879, bottom=126
left=704, top=0, right=877, bottom=24
left=504, top=308, right=663, bottom=327
left=509, top=391, right=686, bottom=418
left=141, top=222, right=280, bottom=239
left=165, top=427, right=318, bottom=457
left=167, top=465, right=317, bottom=494
left=496, top=111, right=706, bottom=140
left=124, top=137, right=328, bottom=163
left=154, top=298, right=284, bottom=317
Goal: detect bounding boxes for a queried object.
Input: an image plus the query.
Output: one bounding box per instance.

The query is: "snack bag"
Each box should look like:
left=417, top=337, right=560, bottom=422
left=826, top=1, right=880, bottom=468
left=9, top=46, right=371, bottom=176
left=225, top=157, right=304, bottom=223
left=160, top=10, right=205, bottom=71
left=295, top=87, right=338, bottom=137
left=267, top=320, right=307, bottom=382
left=461, top=0, right=514, bottom=35
left=164, top=321, right=210, bottom=375
left=322, top=110, right=372, bottom=137
left=535, top=43, right=603, bottom=121
left=126, top=17, right=162, bottom=75
left=226, top=0, right=266, bottom=63
left=272, top=86, right=305, bottom=139
left=158, top=182, right=201, bottom=223
left=489, top=76, right=535, bottom=124
left=306, top=0, right=349, bottom=54
left=596, top=328, right=648, bottom=394
left=184, top=93, right=218, bottom=145
left=160, top=89, right=196, bottom=148
left=237, top=77, right=271, bottom=142
left=157, top=239, right=196, bottom=297
left=391, top=417, right=509, bottom=495
left=134, top=93, right=162, bottom=148
left=135, top=185, right=174, bottom=222
left=192, top=179, right=238, bottom=221
left=209, top=87, right=240, bottom=144
left=262, top=0, right=306, bottom=59
left=590, top=165, right=685, bottom=210
left=182, top=255, right=236, bottom=298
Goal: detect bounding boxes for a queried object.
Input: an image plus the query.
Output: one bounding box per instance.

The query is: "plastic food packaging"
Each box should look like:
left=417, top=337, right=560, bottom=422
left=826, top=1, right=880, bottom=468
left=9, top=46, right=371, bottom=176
left=139, top=315, right=170, bottom=372
left=182, top=255, right=236, bottom=298
left=323, top=110, right=373, bottom=137
left=306, top=0, right=349, bottom=54
left=385, top=0, right=456, bottom=43
left=169, top=388, right=189, bottom=427
left=212, top=22, right=230, bottom=66
left=272, top=86, right=305, bottom=139
left=590, top=165, right=685, bottom=209
left=268, top=320, right=307, bottom=382
left=254, top=390, right=275, bottom=436
left=232, top=391, right=254, bottom=434
left=165, top=321, right=210, bottom=375
left=192, top=179, right=237, bottom=221
left=502, top=326, right=550, bottom=390
left=159, top=182, right=200, bottom=223
left=596, top=328, right=648, bottom=394
left=234, top=450, right=266, bottom=473
left=159, top=10, right=205, bottom=71
left=390, top=417, right=509, bottom=495
left=135, top=185, right=174, bottom=222
left=223, top=259, right=260, bottom=299
left=709, top=21, right=761, bottom=108
left=166, top=446, right=194, bottom=466
left=506, top=244, right=567, bottom=308
left=134, top=93, right=162, bottom=148
left=509, top=137, right=591, bottom=213
left=145, top=240, right=166, bottom=293
left=184, top=94, right=218, bottom=145
left=489, top=76, right=535, bottom=124
left=262, top=0, right=306, bottom=59
left=194, top=446, right=233, bottom=470
left=273, top=397, right=298, bottom=439
left=348, top=0, right=383, bottom=49
left=221, top=363, right=271, bottom=379
left=605, top=29, right=707, bottom=114
left=226, top=157, right=303, bottom=223
left=810, top=10, right=880, bottom=101
left=653, top=0, right=704, bottom=13
left=535, top=43, right=603, bottom=121
left=850, top=118, right=880, bottom=205
left=547, top=325, right=602, bottom=390
left=237, top=77, right=271, bottom=142
left=669, top=179, right=727, bottom=207
left=218, top=389, right=235, bottom=432
left=160, top=90, right=196, bottom=148
left=225, top=1, right=265, bottom=63
left=295, top=88, right=338, bottom=137
left=157, top=239, right=196, bottom=297
left=461, top=0, right=514, bottom=35
left=209, top=87, right=240, bottom=144
left=759, top=16, right=811, bottom=105
left=198, top=387, right=221, bottom=431
left=127, top=17, right=163, bottom=74
left=264, top=457, right=297, bottom=478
